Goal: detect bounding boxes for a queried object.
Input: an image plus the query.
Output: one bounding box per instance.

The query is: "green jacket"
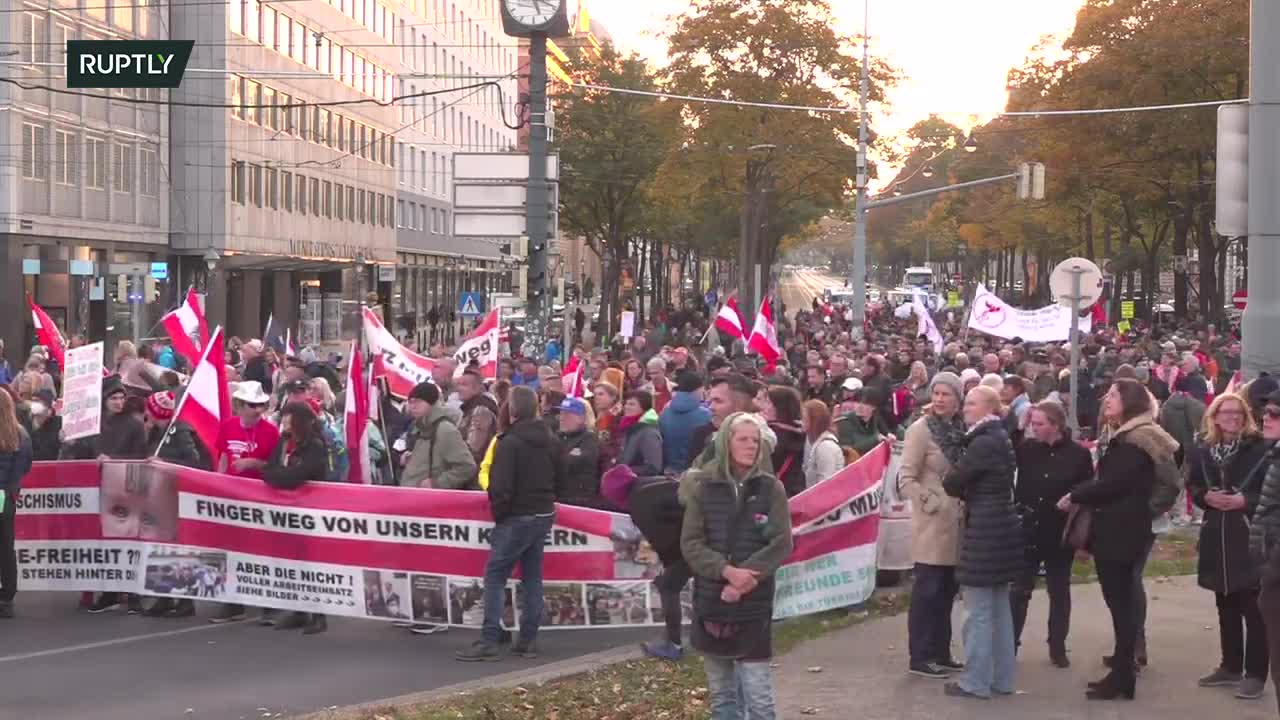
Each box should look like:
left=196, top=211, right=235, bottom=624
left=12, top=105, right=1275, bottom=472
left=834, top=412, right=894, bottom=457
left=402, top=405, right=477, bottom=489
left=680, top=413, right=793, bottom=582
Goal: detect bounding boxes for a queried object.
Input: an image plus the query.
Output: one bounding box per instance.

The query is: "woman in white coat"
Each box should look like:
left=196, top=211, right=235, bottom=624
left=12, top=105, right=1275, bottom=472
left=802, top=399, right=845, bottom=488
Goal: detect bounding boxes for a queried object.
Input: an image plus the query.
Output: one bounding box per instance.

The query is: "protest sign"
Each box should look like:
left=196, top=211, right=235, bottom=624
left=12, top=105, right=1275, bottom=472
left=620, top=311, right=635, bottom=338
left=363, top=307, right=435, bottom=398
left=17, top=446, right=892, bottom=626
left=967, top=284, right=1092, bottom=343
left=62, top=342, right=104, bottom=441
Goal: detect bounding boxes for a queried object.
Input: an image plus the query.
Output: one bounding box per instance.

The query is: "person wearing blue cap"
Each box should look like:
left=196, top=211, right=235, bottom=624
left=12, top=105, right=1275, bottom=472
left=556, top=397, right=603, bottom=508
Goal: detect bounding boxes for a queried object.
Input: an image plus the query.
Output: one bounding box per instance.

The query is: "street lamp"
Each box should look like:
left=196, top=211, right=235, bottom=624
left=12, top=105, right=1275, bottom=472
left=202, top=246, right=220, bottom=272
left=922, top=164, right=935, bottom=178
left=963, top=133, right=978, bottom=153
left=892, top=184, right=903, bottom=197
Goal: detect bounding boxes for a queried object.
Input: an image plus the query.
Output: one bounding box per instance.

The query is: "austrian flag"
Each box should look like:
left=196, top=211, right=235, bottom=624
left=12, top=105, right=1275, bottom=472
left=161, top=288, right=210, bottom=366
left=169, top=326, right=229, bottom=463
left=715, top=296, right=746, bottom=340
left=746, top=296, right=781, bottom=371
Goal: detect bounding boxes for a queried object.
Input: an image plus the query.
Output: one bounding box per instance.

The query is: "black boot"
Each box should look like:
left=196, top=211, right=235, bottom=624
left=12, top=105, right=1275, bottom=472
left=303, top=614, right=327, bottom=635
left=1086, top=673, right=1135, bottom=700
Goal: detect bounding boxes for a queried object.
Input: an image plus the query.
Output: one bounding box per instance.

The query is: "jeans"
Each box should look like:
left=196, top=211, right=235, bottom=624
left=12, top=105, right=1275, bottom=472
left=703, top=655, right=776, bottom=720
left=957, top=585, right=1016, bottom=697
left=1216, top=589, right=1269, bottom=678
left=1258, top=585, right=1280, bottom=713
left=481, top=514, right=554, bottom=646
left=908, top=563, right=959, bottom=665
left=1010, top=551, right=1073, bottom=653
left=1096, top=558, right=1140, bottom=683
left=0, top=494, right=14, bottom=603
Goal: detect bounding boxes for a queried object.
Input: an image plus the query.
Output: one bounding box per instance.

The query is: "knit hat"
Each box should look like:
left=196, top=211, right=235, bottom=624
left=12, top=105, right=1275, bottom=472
left=930, top=371, right=963, bottom=401
left=1248, top=374, right=1279, bottom=409
left=408, top=381, right=440, bottom=404
left=598, top=367, right=624, bottom=396
left=146, top=391, right=176, bottom=421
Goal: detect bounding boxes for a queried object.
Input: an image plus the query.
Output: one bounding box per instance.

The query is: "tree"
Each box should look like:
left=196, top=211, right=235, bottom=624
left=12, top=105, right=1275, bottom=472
left=554, top=45, right=681, bottom=334
left=662, top=0, right=897, bottom=313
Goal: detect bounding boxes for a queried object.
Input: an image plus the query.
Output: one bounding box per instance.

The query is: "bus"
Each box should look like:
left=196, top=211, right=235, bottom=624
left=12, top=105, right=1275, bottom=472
left=903, top=266, right=934, bottom=290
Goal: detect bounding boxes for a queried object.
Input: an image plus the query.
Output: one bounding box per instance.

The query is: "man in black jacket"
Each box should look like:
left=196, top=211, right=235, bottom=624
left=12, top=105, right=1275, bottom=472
left=457, top=386, right=563, bottom=662
left=556, top=398, right=603, bottom=507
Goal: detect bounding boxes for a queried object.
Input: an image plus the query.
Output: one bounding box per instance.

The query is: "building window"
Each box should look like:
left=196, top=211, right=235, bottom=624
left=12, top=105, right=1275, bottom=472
left=230, top=0, right=242, bottom=34
left=397, top=199, right=405, bottom=227
left=86, top=136, right=107, bottom=189
left=230, top=75, right=243, bottom=120
left=319, top=109, right=330, bottom=145
left=310, top=177, right=320, bottom=216
left=335, top=183, right=345, bottom=219
left=245, top=80, right=261, bottom=125
left=261, top=86, right=276, bottom=130
left=231, top=160, right=246, bottom=204
left=357, top=190, right=365, bottom=224
left=279, top=92, right=292, bottom=133
left=54, top=129, right=77, bottom=186
left=347, top=186, right=356, bottom=221
left=139, top=145, right=157, bottom=196
left=266, top=167, right=278, bottom=208
left=55, top=24, right=73, bottom=60
left=386, top=194, right=394, bottom=227
left=322, top=180, right=332, bottom=217
left=112, top=142, right=134, bottom=192
left=249, top=163, right=262, bottom=206
left=296, top=174, right=308, bottom=214
left=22, top=123, right=47, bottom=181
left=21, top=13, right=49, bottom=66
left=282, top=171, right=293, bottom=211
left=113, top=0, right=133, bottom=31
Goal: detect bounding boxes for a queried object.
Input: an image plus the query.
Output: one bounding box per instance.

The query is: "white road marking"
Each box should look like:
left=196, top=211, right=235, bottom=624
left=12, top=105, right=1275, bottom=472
left=0, top=620, right=247, bottom=664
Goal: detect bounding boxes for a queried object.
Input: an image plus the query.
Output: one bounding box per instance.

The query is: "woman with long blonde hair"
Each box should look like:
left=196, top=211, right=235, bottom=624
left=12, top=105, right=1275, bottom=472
left=0, top=390, right=33, bottom=617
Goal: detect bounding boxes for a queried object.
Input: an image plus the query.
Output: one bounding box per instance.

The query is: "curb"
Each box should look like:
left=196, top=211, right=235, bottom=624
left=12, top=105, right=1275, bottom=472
left=293, top=643, right=643, bottom=719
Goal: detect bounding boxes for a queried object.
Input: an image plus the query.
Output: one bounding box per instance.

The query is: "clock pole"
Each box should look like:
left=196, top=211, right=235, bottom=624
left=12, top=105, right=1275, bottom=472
left=525, top=32, right=552, bottom=359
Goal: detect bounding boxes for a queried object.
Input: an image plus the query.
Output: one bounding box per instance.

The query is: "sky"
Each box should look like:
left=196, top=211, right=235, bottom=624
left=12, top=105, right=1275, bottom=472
left=588, top=0, right=1085, bottom=188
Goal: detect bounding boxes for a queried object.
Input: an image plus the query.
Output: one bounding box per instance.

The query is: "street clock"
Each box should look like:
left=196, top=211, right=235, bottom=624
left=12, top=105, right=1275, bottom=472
left=501, top=0, right=571, bottom=37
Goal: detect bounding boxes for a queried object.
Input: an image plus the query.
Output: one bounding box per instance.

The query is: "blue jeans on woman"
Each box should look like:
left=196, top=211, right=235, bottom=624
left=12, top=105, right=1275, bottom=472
left=958, top=584, right=1016, bottom=697
left=703, top=656, right=776, bottom=720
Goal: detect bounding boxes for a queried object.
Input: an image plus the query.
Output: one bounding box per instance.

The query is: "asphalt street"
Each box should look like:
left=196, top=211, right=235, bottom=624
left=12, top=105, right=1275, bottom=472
left=2, top=593, right=647, bottom=720
left=779, top=268, right=843, bottom=319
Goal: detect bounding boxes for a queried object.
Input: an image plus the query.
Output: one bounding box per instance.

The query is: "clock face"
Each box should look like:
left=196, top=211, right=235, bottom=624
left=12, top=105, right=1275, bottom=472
left=505, top=0, right=560, bottom=27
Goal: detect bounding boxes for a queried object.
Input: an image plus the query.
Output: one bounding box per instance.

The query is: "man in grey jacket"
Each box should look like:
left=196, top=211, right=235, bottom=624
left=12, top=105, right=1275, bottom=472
left=401, top=382, right=476, bottom=490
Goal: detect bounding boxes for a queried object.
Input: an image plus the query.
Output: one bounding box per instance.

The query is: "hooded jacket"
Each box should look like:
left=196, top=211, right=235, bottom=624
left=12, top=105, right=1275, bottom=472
left=1072, top=414, right=1176, bottom=563
left=458, top=393, right=499, bottom=464
left=401, top=404, right=477, bottom=490
left=1159, top=392, right=1205, bottom=466
left=488, top=418, right=562, bottom=524
left=263, top=430, right=329, bottom=490
left=659, top=392, right=712, bottom=474
left=680, top=413, right=793, bottom=656
left=62, top=405, right=147, bottom=460
left=769, top=420, right=807, bottom=497
left=619, top=409, right=664, bottom=477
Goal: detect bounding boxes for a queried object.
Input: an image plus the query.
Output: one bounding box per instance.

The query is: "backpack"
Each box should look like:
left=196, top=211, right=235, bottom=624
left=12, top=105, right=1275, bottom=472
left=1148, top=453, right=1184, bottom=519
left=319, top=419, right=348, bottom=483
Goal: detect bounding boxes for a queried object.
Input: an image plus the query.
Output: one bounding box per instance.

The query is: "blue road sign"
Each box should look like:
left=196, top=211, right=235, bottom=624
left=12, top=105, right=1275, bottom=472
left=459, top=291, right=485, bottom=317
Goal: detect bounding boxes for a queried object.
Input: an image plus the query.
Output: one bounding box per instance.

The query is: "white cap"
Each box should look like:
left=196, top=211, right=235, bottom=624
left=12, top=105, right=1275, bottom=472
left=232, top=380, right=270, bottom=405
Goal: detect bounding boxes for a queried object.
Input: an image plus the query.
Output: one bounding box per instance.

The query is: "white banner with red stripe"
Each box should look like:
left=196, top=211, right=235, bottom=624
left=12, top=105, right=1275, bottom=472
left=15, top=448, right=888, bottom=626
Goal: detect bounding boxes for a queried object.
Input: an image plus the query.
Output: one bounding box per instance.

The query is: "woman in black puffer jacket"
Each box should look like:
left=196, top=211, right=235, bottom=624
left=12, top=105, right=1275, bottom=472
left=1248, top=390, right=1280, bottom=715
left=1187, top=393, right=1271, bottom=698
left=941, top=385, right=1024, bottom=700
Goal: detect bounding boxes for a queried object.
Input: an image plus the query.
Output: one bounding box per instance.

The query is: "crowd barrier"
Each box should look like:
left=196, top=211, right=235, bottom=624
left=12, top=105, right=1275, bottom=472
left=15, top=444, right=892, bottom=629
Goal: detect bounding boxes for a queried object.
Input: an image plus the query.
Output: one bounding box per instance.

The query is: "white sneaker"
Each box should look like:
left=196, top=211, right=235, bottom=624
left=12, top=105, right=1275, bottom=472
left=410, top=623, right=449, bottom=635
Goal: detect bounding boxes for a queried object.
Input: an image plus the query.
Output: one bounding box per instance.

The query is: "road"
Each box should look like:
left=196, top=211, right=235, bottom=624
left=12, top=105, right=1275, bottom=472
left=779, top=268, right=844, bottom=319
left=4, top=593, right=646, bottom=720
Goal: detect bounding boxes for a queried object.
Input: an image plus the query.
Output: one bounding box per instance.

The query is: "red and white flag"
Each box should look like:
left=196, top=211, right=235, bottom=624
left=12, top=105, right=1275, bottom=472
left=746, top=296, right=781, bottom=371
left=714, top=296, right=746, bottom=340
left=363, top=306, right=435, bottom=398
left=344, top=341, right=371, bottom=484
left=27, top=296, right=66, bottom=370
left=161, top=288, right=210, bottom=367
left=169, top=326, right=229, bottom=464
left=285, top=328, right=297, bottom=357
left=1225, top=370, right=1244, bottom=397
left=453, top=309, right=499, bottom=379
left=562, top=353, right=586, bottom=399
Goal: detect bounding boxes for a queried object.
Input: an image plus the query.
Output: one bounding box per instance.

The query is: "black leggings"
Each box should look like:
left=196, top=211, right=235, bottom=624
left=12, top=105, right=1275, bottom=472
left=656, top=560, right=692, bottom=645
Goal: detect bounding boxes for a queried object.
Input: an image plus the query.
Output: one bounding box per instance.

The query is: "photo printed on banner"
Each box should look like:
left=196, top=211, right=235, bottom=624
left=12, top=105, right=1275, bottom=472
left=587, top=582, right=650, bottom=626
left=144, top=548, right=227, bottom=599
left=649, top=581, right=693, bottom=625
left=100, top=462, right=179, bottom=542
left=609, top=516, right=662, bottom=580
left=515, top=582, right=586, bottom=628
left=448, top=578, right=515, bottom=628
left=362, top=570, right=410, bottom=620
left=410, top=574, right=449, bottom=625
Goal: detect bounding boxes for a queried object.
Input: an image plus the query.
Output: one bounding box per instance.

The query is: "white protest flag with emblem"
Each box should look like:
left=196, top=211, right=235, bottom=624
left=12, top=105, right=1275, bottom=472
left=453, top=309, right=499, bottom=379
left=911, top=289, right=945, bottom=354
left=169, top=326, right=227, bottom=464
left=363, top=306, right=435, bottom=398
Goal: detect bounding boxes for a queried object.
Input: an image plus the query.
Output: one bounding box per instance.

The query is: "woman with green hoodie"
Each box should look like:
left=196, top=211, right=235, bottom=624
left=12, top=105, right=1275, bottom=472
left=681, top=412, right=793, bottom=720
left=618, top=390, right=663, bottom=477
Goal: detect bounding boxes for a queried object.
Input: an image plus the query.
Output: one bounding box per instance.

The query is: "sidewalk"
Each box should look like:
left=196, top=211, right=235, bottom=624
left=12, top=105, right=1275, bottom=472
left=773, top=576, right=1276, bottom=719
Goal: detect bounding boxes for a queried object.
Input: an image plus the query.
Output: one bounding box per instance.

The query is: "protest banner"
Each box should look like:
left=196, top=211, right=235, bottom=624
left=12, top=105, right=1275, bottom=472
left=875, top=441, right=914, bottom=572
left=967, top=283, right=1092, bottom=343
left=16, top=446, right=892, bottom=627
left=363, top=307, right=435, bottom=398
left=61, top=342, right=104, bottom=441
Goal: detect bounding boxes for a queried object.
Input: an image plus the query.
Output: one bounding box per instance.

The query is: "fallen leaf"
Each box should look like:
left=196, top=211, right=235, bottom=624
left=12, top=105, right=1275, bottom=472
left=807, top=666, right=823, bottom=673
left=801, top=707, right=821, bottom=715
left=514, top=687, right=529, bottom=696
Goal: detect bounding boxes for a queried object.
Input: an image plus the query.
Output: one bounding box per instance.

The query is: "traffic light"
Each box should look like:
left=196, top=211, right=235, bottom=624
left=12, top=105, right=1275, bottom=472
left=1017, top=162, right=1046, bottom=200
left=1217, top=104, right=1249, bottom=237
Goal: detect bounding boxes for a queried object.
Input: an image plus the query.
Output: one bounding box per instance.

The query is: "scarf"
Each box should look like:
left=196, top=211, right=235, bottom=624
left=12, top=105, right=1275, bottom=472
left=615, top=413, right=643, bottom=436
left=1209, top=438, right=1242, bottom=477
left=927, top=413, right=967, bottom=465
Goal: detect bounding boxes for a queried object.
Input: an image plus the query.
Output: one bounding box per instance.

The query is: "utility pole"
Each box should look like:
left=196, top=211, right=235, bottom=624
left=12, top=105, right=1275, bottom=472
left=525, top=34, right=552, bottom=355
left=1243, top=0, right=1280, bottom=377
left=850, top=0, right=869, bottom=340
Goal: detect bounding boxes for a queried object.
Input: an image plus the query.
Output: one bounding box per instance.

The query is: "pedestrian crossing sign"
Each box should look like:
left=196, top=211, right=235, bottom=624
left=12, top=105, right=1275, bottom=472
left=459, top=292, right=484, bottom=317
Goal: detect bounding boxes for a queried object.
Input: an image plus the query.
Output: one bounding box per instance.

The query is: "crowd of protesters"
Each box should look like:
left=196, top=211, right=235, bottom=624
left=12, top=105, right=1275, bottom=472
left=4, top=284, right=1280, bottom=719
